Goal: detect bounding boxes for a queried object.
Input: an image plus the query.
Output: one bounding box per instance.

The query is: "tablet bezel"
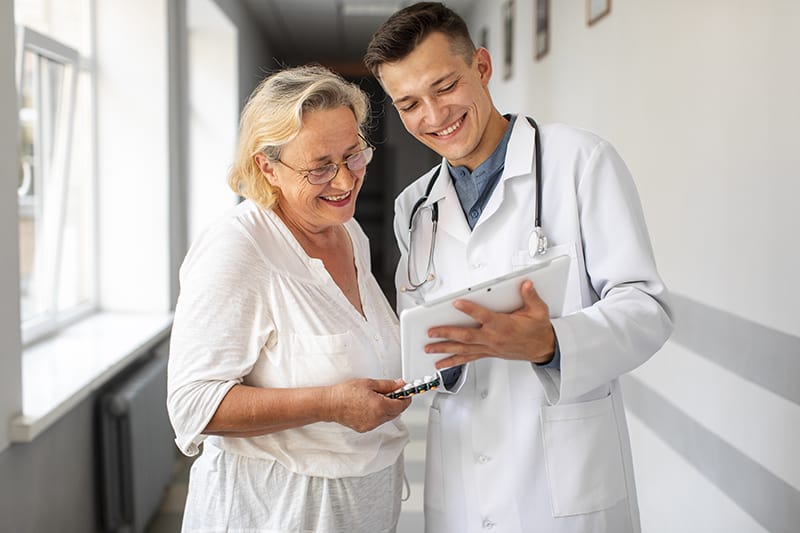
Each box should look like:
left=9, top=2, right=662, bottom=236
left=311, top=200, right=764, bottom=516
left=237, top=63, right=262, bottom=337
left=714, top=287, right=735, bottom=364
left=398, top=254, right=570, bottom=381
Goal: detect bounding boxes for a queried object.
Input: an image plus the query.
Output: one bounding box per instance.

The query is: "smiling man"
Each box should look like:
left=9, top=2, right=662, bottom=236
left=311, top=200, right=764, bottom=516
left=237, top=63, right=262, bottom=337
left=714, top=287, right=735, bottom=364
left=364, top=3, right=674, bottom=533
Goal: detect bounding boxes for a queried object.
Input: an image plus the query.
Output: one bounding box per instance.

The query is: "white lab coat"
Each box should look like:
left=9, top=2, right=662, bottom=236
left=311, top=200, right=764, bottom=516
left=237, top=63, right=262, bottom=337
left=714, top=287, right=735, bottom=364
left=394, top=117, right=673, bottom=533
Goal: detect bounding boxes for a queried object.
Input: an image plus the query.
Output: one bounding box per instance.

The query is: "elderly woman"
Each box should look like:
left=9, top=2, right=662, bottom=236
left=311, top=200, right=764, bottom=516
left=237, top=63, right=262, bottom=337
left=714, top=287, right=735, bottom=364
left=167, top=65, right=411, bottom=533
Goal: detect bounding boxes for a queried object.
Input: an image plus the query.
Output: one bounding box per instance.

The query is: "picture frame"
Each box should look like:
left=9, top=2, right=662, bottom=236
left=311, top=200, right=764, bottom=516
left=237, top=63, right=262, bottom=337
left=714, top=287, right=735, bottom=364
left=479, top=26, right=488, bottom=50
left=502, top=0, right=514, bottom=80
left=587, top=0, right=611, bottom=26
left=534, top=0, right=549, bottom=60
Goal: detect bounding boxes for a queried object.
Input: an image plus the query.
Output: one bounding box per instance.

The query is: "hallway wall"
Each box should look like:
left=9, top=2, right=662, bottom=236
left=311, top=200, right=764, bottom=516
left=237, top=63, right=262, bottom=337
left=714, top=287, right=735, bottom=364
left=210, top=0, right=277, bottom=106
left=467, top=1, right=799, bottom=532
left=0, top=0, right=22, bottom=455
left=0, top=387, right=102, bottom=532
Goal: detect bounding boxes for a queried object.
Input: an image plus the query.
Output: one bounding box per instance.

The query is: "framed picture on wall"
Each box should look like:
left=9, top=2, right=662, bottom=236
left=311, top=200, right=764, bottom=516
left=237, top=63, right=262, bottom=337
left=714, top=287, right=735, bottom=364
left=503, top=0, right=514, bottom=79
left=535, top=0, right=549, bottom=60
left=587, top=0, right=611, bottom=26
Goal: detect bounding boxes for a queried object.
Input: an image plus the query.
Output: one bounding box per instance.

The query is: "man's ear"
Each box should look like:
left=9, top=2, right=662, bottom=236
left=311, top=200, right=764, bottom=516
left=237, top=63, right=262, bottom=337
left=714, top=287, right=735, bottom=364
left=474, top=47, right=493, bottom=85
left=254, top=152, right=279, bottom=186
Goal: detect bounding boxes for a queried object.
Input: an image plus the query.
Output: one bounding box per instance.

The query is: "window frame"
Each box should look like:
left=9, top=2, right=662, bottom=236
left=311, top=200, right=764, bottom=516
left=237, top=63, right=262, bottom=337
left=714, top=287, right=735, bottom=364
left=15, top=25, right=97, bottom=345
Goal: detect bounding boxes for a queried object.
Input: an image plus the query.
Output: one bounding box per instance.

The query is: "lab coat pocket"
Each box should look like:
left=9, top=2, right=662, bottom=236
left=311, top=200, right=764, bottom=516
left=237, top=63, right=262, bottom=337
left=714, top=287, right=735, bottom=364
left=424, top=405, right=445, bottom=512
left=286, top=332, right=355, bottom=387
left=540, top=393, right=628, bottom=517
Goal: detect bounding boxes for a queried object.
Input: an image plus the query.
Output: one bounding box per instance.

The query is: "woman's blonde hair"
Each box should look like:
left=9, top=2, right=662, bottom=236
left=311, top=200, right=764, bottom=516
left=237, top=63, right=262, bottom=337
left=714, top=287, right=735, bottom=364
left=228, top=64, right=371, bottom=208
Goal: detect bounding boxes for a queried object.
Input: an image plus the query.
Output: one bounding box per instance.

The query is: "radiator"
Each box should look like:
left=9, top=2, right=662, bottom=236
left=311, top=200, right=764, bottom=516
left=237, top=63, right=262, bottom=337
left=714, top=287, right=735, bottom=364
left=99, top=350, right=176, bottom=533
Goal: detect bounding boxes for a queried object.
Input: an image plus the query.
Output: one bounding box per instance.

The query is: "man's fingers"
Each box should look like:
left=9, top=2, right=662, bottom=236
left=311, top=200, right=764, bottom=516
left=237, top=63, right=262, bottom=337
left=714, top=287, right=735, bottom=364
left=519, top=280, right=549, bottom=315
left=425, top=338, right=489, bottom=354
left=435, top=353, right=485, bottom=369
left=451, top=298, right=496, bottom=324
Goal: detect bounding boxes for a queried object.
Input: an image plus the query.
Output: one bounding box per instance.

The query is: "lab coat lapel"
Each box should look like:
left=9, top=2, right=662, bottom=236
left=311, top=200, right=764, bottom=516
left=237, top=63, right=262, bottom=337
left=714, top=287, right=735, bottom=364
left=427, top=160, right=471, bottom=244
left=477, top=117, right=536, bottom=227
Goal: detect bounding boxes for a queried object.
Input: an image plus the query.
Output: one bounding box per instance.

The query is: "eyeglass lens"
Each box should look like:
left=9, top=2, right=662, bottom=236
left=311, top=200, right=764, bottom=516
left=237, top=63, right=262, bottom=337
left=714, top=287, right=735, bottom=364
left=306, top=146, right=374, bottom=184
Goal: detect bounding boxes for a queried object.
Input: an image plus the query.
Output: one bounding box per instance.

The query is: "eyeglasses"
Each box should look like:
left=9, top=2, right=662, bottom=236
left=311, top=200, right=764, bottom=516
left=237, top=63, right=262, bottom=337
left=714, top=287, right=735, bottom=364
left=275, top=135, right=376, bottom=185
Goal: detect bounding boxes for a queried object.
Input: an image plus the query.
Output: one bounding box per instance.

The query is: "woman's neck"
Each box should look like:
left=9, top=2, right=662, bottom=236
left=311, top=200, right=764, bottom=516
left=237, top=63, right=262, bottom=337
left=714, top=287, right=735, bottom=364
left=274, top=205, right=343, bottom=253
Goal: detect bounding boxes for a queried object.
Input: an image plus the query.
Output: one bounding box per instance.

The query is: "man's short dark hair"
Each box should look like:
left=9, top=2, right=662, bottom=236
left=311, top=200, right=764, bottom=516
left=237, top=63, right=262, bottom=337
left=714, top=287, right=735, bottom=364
left=363, top=2, right=476, bottom=78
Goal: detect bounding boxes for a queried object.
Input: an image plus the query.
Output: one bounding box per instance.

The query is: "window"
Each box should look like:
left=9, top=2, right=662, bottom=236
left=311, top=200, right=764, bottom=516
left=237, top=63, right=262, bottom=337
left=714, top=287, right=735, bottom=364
left=6, top=0, right=175, bottom=445
left=15, top=1, right=96, bottom=344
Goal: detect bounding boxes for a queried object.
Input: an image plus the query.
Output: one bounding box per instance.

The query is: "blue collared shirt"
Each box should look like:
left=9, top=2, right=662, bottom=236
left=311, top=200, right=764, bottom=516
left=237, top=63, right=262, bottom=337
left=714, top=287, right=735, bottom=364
left=445, top=114, right=561, bottom=369
left=447, top=115, right=516, bottom=230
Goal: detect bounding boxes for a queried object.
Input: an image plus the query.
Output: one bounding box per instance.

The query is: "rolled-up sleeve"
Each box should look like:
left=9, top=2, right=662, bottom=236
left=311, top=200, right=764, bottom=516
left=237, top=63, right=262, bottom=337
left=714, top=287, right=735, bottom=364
left=167, top=221, right=275, bottom=456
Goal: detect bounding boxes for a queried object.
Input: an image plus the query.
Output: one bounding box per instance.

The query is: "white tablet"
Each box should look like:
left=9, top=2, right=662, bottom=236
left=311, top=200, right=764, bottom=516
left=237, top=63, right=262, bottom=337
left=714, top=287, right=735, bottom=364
left=398, top=254, right=570, bottom=381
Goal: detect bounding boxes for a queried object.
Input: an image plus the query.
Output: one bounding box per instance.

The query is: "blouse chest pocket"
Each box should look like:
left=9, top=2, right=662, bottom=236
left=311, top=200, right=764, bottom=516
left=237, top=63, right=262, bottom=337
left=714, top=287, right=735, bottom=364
left=285, top=331, right=356, bottom=387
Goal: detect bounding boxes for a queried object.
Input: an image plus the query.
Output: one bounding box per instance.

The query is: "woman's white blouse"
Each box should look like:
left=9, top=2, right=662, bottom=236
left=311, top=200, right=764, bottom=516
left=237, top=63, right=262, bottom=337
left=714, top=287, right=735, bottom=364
left=167, top=200, right=409, bottom=479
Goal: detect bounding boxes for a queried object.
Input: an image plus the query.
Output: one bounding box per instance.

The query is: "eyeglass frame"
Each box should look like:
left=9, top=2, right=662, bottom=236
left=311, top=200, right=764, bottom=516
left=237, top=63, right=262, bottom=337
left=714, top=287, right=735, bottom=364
left=271, top=134, right=376, bottom=185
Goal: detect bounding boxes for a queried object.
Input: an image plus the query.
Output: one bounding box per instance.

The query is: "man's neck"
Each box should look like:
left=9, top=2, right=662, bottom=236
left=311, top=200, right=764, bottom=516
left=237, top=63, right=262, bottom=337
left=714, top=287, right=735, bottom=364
left=456, top=110, right=509, bottom=172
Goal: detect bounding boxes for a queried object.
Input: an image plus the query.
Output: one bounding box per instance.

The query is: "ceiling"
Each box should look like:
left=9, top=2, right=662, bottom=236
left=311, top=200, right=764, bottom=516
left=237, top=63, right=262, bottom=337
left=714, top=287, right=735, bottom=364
left=238, top=0, right=477, bottom=74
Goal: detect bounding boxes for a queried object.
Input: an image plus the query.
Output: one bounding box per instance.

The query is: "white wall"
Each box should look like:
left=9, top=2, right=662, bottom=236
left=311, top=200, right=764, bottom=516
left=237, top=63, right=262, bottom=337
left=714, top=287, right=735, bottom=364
left=187, top=0, right=239, bottom=244
left=0, top=0, right=23, bottom=453
left=467, top=1, right=800, bottom=532
left=96, top=0, right=171, bottom=312
left=168, top=0, right=273, bottom=305
left=211, top=0, right=276, bottom=106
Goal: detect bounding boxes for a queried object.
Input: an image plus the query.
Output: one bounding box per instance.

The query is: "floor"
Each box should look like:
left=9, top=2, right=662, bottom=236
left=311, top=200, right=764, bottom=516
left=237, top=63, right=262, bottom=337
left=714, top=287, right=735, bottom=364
left=145, top=394, right=431, bottom=533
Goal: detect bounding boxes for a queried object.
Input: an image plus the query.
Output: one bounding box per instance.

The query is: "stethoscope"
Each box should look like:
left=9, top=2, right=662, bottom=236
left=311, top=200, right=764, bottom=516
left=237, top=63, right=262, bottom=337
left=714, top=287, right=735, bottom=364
left=401, top=116, right=548, bottom=293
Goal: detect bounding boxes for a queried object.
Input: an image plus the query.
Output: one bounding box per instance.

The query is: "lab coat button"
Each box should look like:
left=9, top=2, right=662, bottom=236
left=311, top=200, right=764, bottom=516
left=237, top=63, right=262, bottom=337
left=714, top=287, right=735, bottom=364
left=482, top=518, right=495, bottom=529
left=478, top=454, right=490, bottom=464
left=480, top=390, right=488, bottom=399
left=472, top=262, right=483, bottom=269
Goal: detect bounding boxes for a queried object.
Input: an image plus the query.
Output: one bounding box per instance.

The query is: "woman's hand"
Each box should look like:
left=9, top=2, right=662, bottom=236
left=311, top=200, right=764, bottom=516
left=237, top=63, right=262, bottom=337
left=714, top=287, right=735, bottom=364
left=325, top=378, right=411, bottom=433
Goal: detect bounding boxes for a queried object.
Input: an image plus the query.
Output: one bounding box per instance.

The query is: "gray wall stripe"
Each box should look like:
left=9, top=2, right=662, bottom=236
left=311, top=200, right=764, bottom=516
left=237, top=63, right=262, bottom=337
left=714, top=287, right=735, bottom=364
left=622, top=376, right=800, bottom=533
left=670, top=293, right=800, bottom=406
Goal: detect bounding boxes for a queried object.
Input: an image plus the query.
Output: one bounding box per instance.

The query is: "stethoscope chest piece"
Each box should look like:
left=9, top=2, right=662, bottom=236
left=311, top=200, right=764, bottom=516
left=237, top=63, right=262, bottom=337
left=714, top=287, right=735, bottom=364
left=529, top=226, right=549, bottom=257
